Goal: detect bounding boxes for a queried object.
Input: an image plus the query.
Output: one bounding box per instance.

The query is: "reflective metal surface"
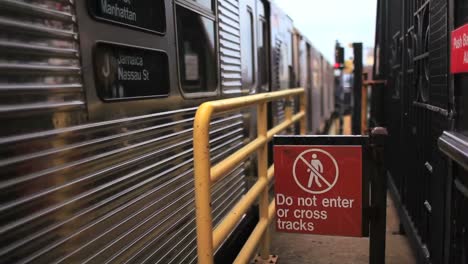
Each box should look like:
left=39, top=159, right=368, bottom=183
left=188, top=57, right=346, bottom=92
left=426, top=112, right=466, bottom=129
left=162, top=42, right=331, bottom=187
left=0, top=107, right=246, bottom=263
left=310, top=46, right=324, bottom=133
left=439, top=131, right=468, bottom=171
left=0, top=0, right=86, bottom=136
left=0, top=0, right=335, bottom=263
left=0, top=1, right=248, bottom=263
left=269, top=3, right=293, bottom=129
left=219, top=0, right=243, bottom=94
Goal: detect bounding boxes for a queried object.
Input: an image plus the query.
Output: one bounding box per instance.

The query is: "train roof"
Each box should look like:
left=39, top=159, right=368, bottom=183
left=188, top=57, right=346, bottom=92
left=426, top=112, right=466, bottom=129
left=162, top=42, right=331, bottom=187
left=270, top=0, right=331, bottom=65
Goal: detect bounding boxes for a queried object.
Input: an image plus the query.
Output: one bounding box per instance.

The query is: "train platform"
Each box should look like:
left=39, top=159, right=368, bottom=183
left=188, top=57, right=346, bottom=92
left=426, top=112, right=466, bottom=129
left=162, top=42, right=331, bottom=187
left=271, top=193, right=416, bottom=264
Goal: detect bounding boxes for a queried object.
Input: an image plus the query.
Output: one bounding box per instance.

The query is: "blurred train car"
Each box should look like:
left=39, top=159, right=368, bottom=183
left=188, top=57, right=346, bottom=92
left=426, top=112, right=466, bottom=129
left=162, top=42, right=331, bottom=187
left=0, top=0, right=334, bottom=263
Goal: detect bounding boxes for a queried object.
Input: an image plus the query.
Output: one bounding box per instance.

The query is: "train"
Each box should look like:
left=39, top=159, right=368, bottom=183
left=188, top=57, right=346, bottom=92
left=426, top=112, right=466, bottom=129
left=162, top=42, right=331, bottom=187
left=372, top=0, right=468, bottom=263
left=0, top=0, right=335, bottom=263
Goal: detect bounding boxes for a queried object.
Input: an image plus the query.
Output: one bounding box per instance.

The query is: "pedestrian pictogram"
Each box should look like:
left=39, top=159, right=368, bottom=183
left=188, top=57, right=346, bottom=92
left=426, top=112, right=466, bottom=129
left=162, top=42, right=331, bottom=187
left=293, top=149, right=339, bottom=194
left=307, top=154, right=323, bottom=188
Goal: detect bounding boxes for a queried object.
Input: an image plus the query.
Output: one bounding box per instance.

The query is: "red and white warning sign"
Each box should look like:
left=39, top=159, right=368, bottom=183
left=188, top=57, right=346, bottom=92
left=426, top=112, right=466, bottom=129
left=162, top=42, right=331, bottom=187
left=451, top=24, right=468, bottom=74
left=274, top=145, right=362, bottom=237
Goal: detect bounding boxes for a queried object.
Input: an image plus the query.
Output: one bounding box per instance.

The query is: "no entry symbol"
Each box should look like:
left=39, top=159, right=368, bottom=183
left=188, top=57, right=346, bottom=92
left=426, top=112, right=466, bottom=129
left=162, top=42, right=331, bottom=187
left=293, top=149, right=339, bottom=194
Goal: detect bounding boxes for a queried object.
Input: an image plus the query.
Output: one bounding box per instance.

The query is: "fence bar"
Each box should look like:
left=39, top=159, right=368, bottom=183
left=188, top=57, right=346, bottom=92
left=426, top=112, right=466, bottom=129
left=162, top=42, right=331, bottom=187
left=233, top=201, right=276, bottom=264
left=211, top=136, right=267, bottom=183
left=193, top=88, right=305, bottom=264
left=208, top=88, right=304, bottom=112
left=267, top=112, right=305, bottom=139
left=369, top=127, right=388, bottom=264
left=267, top=165, right=274, bottom=181
left=212, top=112, right=304, bottom=184
left=193, top=104, right=215, bottom=264
left=352, top=43, right=363, bottom=135
left=213, top=177, right=269, bottom=249
left=258, top=102, right=270, bottom=260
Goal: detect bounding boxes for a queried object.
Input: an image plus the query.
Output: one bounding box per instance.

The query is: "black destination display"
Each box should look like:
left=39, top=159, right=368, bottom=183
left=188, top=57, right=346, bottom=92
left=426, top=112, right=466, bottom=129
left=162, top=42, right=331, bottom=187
left=94, top=42, right=170, bottom=100
left=89, top=0, right=166, bottom=33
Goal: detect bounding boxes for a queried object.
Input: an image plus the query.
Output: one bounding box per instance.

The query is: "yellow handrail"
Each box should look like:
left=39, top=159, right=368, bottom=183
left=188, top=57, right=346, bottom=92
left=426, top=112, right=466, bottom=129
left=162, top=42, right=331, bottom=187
left=193, top=88, right=306, bottom=264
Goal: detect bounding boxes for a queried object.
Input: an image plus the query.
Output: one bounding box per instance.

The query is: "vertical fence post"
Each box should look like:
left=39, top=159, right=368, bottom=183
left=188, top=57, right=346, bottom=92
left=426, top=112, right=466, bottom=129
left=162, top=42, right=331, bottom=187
left=257, top=102, right=270, bottom=260
left=369, top=127, right=388, bottom=264
left=193, top=105, right=215, bottom=264
left=352, top=43, right=363, bottom=135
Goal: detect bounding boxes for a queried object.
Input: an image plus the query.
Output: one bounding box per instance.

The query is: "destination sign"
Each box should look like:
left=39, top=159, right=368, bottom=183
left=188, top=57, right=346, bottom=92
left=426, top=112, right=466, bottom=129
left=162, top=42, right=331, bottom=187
left=94, top=42, right=169, bottom=100
left=89, top=0, right=166, bottom=33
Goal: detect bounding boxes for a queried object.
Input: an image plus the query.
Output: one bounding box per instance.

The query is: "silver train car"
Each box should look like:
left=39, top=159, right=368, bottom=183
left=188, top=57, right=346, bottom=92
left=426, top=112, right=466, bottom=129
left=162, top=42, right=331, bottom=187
left=0, top=0, right=334, bottom=263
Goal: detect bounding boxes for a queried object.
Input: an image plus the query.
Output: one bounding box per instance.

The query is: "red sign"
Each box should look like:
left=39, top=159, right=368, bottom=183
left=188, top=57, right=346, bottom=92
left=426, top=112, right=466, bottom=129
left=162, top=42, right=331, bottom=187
left=451, top=24, right=468, bottom=74
left=274, top=145, right=362, bottom=237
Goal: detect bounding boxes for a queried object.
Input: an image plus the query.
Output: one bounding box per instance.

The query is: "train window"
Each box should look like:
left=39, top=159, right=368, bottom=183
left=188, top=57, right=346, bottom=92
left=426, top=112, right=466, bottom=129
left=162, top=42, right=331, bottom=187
left=258, top=17, right=268, bottom=90
left=94, top=43, right=170, bottom=101
left=244, top=7, right=255, bottom=88
left=192, top=0, right=213, bottom=10
left=176, top=5, right=218, bottom=95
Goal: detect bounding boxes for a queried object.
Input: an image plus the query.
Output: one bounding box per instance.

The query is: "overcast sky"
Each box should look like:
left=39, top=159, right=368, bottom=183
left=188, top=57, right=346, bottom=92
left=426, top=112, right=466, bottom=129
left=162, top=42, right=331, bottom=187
left=275, top=0, right=377, bottom=63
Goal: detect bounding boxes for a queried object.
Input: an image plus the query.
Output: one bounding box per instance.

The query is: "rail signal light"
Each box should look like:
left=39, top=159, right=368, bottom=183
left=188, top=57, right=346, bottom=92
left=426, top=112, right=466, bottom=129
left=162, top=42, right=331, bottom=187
left=335, top=46, right=345, bottom=69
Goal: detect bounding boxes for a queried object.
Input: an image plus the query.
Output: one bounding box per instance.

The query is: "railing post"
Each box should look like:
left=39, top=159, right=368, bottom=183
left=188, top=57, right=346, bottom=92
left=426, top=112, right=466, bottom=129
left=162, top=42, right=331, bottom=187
left=257, top=102, right=270, bottom=260
left=352, top=43, right=363, bottom=135
left=369, top=127, right=388, bottom=264
left=193, top=104, right=215, bottom=264
left=300, top=92, right=306, bottom=135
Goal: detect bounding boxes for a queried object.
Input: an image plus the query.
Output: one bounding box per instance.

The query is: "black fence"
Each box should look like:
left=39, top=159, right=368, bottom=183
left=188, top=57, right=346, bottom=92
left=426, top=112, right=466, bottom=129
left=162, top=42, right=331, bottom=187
left=372, top=0, right=468, bottom=263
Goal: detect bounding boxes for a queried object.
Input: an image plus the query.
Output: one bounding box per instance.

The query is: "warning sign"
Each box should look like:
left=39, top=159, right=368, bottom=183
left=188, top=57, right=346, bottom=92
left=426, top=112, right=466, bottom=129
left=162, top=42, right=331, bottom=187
left=451, top=24, right=468, bottom=74
left=274, top=138, right=363, bottom=237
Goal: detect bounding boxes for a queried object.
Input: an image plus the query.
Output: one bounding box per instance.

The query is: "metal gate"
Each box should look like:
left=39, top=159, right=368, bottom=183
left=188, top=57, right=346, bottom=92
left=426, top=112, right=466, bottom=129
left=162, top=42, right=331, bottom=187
left=373, top=0, right=454, bottom=263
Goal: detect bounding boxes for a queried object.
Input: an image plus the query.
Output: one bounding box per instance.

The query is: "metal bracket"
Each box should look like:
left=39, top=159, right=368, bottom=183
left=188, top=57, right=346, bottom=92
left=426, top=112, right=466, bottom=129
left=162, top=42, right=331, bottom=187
left=252, top=254, right=278, bottom=264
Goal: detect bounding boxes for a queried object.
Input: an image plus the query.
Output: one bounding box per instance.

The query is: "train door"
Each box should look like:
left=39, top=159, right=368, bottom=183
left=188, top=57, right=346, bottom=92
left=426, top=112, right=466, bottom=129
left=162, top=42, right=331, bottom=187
left=240, top=0, right=267, bottom=94
left=240, top=0, right=269, bottom=167
left=293, top=31, right=308, bottom=90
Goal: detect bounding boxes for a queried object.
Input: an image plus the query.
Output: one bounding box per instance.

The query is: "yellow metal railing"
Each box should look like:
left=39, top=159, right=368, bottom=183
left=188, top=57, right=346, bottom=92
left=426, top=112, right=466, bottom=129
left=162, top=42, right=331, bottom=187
left=193, top=88, right=306, bottom=264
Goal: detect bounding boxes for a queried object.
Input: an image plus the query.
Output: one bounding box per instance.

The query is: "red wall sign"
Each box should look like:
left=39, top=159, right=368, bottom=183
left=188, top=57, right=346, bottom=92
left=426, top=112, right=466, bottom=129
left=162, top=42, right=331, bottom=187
left=274, top=145, right=362, bottom=237
left=451, top=24, right=468, bottom=74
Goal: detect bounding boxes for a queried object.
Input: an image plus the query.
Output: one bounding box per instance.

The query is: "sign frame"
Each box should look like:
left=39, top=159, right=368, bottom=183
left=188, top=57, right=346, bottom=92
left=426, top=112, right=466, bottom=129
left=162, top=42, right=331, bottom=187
left=93, top=41, right=170, bottom=102
left=87, top=0, right=167, bottom=35
left=273, top=135, right=372, bottom=238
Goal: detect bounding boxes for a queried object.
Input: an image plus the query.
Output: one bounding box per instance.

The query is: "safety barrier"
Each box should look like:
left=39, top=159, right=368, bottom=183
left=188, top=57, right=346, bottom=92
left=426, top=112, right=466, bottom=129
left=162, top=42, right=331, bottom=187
left=193, top=88, right=306, bottom=264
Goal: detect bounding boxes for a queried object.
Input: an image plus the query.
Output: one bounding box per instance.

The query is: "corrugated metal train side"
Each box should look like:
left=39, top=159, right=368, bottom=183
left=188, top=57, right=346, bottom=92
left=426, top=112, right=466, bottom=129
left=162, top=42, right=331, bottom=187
left=0, top=0, right=334, bottom=263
